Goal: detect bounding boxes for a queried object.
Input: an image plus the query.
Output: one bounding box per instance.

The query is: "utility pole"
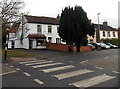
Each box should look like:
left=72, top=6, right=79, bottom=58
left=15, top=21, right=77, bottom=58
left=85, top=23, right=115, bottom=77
left=21, top=13, right=23, bottom=44
left=97, top=13, right=101, bottom=43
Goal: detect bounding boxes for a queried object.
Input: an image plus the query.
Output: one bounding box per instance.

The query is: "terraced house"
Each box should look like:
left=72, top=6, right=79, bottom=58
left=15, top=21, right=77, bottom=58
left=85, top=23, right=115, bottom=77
left=87, top=21, right=118, bottom=43
left=8, top=15, right=62, bottom=49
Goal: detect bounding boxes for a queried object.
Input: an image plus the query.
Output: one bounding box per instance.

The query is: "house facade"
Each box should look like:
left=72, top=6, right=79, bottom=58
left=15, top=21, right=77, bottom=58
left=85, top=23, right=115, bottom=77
left=87, top=21, right=118, bottom=43
left=8, top=15, right=63, bottom=49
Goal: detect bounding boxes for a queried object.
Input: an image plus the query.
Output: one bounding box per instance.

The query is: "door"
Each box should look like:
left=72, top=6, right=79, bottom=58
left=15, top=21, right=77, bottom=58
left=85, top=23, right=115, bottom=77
left=29, top=40, right=33, bottom=49
left=12, top=41, right=14, bottom=49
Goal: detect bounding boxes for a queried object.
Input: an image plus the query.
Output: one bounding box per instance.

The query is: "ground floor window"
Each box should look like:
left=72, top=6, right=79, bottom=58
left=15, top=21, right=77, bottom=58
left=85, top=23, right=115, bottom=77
left=56, top=38, right=61, bottom=44
left=37, top=40, right=45, bottom=46
left=48, top=37, right=52, bottom=43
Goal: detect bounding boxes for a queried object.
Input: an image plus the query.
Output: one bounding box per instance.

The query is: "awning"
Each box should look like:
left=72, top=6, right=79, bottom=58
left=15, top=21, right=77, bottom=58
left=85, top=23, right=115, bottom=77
left=28, top=34, right=46, bottom=38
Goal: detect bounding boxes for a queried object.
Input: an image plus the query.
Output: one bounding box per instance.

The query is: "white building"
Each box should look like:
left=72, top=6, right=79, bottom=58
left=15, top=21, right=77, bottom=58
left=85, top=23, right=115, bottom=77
left=8, top=15, right=62, bottom=49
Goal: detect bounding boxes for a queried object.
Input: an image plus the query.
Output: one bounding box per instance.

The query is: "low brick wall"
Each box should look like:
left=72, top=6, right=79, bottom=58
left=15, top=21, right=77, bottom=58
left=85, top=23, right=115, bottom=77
left=46, top=43, right=69, bottom=52
left=72, top=46, right=92, bottom=52
left=46, top=43, right=92, bottom=52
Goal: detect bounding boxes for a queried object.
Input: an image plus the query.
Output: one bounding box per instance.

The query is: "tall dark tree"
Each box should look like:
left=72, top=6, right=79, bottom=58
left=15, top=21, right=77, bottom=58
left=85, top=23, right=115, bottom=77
left=59, top=6, right=95, bottom=52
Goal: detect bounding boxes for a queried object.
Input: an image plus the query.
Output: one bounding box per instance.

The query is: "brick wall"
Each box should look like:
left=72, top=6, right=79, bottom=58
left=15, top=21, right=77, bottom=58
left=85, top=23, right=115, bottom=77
left=46, top=43, right=92, bottom=52
left=46, top=43, right=69, bottom=52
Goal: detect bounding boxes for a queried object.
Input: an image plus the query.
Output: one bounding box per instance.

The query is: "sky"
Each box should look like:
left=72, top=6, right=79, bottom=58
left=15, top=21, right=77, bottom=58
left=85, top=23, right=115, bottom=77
left=24, top=0, right=119, bottom=28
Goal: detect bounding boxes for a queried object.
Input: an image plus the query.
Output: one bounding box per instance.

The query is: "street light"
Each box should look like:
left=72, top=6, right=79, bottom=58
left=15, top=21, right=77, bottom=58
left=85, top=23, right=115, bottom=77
left=4, top=28, right=10, bottom=61
left=97, top=13, right=101, bottom=43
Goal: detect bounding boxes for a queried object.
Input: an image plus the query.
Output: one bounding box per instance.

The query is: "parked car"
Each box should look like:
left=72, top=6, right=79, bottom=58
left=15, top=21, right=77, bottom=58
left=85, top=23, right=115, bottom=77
left=106, top=43, right=118, bottom=49
left=88, top=44, right=95, bottom=50
left=96, top=43, right=110, bottom=49
left=89, top=43, right=101, bottom=49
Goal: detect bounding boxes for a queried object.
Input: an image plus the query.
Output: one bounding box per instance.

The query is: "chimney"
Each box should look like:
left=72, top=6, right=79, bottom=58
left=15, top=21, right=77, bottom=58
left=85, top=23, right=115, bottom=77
left=103, top=21, right=108, bottom=26
left=57, top=14, right=61, bottom=21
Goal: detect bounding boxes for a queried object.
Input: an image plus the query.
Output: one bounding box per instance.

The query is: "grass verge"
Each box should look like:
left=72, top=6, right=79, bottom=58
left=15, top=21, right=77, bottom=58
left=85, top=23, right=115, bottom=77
left=2, top=49, right=35, bottom=58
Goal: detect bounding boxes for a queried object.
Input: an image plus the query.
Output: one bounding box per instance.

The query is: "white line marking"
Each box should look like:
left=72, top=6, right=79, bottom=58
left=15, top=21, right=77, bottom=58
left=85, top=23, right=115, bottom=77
left=25, top=61, right=53, bottom=66
left=69, top=74, right=115, bottom=87
left=16, top=68, right=20, bottom=70
left=0, top=71, right=16, bottom=76
left=23, top=72, right=31, bottom=76
left=112, top=71, right=120, bottom=74
left=53, top=69, right=93, bottom=80
left=32, top=62, right=63, bottom=68
left=41, top=65, right=75, bottom=73
left=80, top=60, right=88, bottom=64
left=34, top=79, right=44, bottom=85
left=19, top=60, right=46, bottom=64
left=5, top=63, right=8, bottom=65
left=104, top=57, right=109, bottom=59
left=10, top=66, right=14, bottom=67
left=95, top=66, right=103, bottom=70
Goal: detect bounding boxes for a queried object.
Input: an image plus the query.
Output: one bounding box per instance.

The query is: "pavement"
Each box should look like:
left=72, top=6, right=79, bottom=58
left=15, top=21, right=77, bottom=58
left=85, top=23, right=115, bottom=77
left=1, top=49, right=120, bottom=88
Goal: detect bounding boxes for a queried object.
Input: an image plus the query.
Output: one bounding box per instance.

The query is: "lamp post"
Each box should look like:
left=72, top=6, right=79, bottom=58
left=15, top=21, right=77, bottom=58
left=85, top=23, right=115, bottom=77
left=97, top=13, right=101, bottom=43
left=4, top=28, right=10, bottom=61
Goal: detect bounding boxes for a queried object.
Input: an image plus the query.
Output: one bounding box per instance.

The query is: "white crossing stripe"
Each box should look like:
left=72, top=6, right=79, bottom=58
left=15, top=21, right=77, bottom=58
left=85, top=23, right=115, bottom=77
left=41, top=65, right=75, bottom=73
left=69, top=74, right=115, bottom=87
left=19, top=60, right=46, bottom=64
left=32, top=62, right=63, bottom=68
left=80, top=60, right=88, bottom=64
left=34, top=79, right=44, bottom=84
left=0, top=71, right=16, bottom=76
left=25, top=61, right=54, bottom=66
left=16, top=68, right=20, bottom=70
left=23, top=72, right=31, bottom=76
left=53, top=69, right=93, bottom=80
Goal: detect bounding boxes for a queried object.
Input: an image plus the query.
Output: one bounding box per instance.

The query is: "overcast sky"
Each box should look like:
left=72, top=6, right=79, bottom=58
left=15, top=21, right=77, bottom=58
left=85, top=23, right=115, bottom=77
left=24, top=0, right=119, bottom=28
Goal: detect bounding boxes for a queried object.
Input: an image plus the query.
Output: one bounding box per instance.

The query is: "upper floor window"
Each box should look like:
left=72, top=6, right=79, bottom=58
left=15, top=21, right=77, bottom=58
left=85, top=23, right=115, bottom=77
left=57, top=26, right=59, bottom=33
left=48, top=25, right=52, bottom=33
left=113, top=31, right=116, bottom=37
left=108, top=31, right=110, bottom=37
left=37, top=25, right=42, bottom=33
left=103, top=31, right=105, bottom=37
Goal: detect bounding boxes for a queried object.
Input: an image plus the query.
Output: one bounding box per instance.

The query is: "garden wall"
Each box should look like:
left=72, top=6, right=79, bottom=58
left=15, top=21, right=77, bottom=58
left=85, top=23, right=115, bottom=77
left=46, top=43, right=92, bottom=52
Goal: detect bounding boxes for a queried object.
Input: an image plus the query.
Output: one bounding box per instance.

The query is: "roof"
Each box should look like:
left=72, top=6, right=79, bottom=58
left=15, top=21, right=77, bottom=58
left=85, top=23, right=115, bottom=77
left=28, top=34, right=46, bottom=38
left=10, top=22, right=20, bottom=33
left=24, top=15, right=59, bottom=25
left=93, top=24, right=117, bottom=31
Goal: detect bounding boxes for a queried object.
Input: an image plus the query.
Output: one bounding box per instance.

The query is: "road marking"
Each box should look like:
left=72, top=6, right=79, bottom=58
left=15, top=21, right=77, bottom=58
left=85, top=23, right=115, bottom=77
left=32, top=62, right=63, bottom=68
left=69, top=74, right=115, bottom=87
left=34, top=79, right=44, bottom=85
left=41, top=65, right=75, bottom=73
left=80, top=60, right=88, bottom=64
left=5, top=63, right=8, bottom=65
left=69, top=61, right=73, bottom=63
left=0, top=71, right=16, bottom=76
left=23, top=72, right=31, bottom=76
left=19, top=60, right=46, bottom=64
left=25, top=61, right=54, bottom=66
left=53, top=69, right=94, bottom=80
left=95, top=66, right=103, bottom=70
left=104, top=57, right=109, bottom=59
left=16, top=68, right=20, bottom=70
left=10, top=66, right=14, bottom=67
left=112, top=71, right=120, bottom=74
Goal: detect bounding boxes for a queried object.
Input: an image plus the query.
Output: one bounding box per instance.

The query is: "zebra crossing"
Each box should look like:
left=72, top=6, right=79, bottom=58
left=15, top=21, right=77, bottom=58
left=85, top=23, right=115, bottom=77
left=19, top=59, right=116, bottom=87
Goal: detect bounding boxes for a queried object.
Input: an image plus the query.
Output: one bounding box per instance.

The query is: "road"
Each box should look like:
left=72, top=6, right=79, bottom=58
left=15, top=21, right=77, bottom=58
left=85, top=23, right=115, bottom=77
left=1, top=49, right=119, bottom=88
